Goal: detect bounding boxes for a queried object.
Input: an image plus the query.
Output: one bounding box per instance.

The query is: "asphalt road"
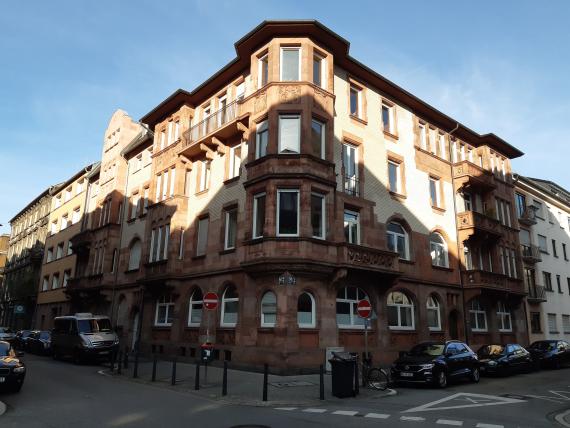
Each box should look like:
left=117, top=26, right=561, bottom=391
left=1, top=354, right=570, bottom=427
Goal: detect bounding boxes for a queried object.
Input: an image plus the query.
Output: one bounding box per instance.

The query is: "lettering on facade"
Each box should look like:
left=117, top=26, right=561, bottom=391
left=347, top=249, right=394, bottom=268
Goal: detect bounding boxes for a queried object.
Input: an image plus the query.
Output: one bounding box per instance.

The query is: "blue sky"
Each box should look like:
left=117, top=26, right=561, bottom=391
left=1, top=1, right=569, bottom=234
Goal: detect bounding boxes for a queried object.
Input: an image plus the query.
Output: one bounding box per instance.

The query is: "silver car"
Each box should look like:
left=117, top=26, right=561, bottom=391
left=0, top=327, right=16, bottom=343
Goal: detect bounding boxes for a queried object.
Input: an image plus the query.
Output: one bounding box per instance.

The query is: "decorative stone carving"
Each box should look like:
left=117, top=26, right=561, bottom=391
left=347, top=248, right=395, bottom=269
left=279, top=85, right=301, bottom=104
left=313, top=87, right=328, bottom=111
left=254, top=91, right=267, bottom=113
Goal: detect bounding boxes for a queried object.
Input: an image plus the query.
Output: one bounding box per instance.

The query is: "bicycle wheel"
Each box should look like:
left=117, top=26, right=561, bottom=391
left=366, top=367, right=388, bottom=391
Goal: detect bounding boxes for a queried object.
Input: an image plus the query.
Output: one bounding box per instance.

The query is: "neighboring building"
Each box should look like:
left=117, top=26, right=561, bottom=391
left=1, top=186, right=60, bottom=329
left=34, top=163, right=99, bottom=330
left=515, top=176, right=570, bottom=343
left=63, top=20, right=526, bottom=371
left=0, top=234, right=9, bottom=303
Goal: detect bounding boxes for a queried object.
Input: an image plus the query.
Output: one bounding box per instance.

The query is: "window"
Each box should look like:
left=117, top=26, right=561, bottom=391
left=381, top=103, right=394, bottom=134
left=277, top=189, right=299, bottom=236
left=61, top=215, right=68, bottom=230
left=155, top=174, right=162, bottom=202
left=344, top=210, right=359, bottom=244
left=56, top=243, right=63, bottom=259
left=426, top=295, right=441, bottom=331
left=65, top=187, right=72, bottom=202
left=42, top=276, right=49, bottom=291
left=63, top=270, right=70, bottom=288
left=258, top=53, right=269, bottom=88
left=228, top=144, right=242, bottom=179
left=563, top=315, right=570, bottom=333
left=336, top=287, right=369, bottom=328
left=298, top=292, right=316, bottom=328
left=430, top=232, right=448, bottom=268
left=253, top=193, right=266, bottom=239
left=198, top=161, right=210, bottom=192
left=280, top=47, right=300, bottom=81
left=313, top=53, right=325, bottom=87
left=543, top=271, right=553, bottom=291
left=387, top=222, right=408, bottom=260
left=388, top=160, right=400, bottom=193
left=387, top=291, right=415, bottom=330
left=178, top=228, right=185, bottom=260
left=429, top=177, right=440, bottom=207
left=349, top=85, right=361, bottom=118
left=419, top=123, right=427, bottom=150
left=72, top=208, right=80, bottom=224
left=52, top=273, right=60, bottom=289
left=51, top=221, right=58, bottom=235
left=311, top=193, right=326, bottom=239
left=438, top=133, right=446, bottom=160
left=221, top=285, right=239, bottom=327
left=463, top=192, right=473, bottom=211
left=563, top=243, right=568, bottom=260
left=162, top=224, right=170, bottom=260
left=278, top=115, right=301, bottom=154
left=497, top=301, right=512, bottom=332
left=155, top=295, right=174, bottom=327
left=76, top=180, right=84, bottom=194
left=548, top=313, right=558, bottom=333
left=188, top=289, right=203, bottom=327
left=552, top=239, right=558, bottom=257
left=342, top=143, right=358, bottom=196
left=46, top=247, right=53, bottom=263
left=515, top=193, right=527, bottom=217
left=533, top=200, right=544, bottom=218
left=311, top=119, right=325, bottom=159
left=469, top=300, right=487, bottom=332
left=236, top=82, right=245, bottom=100
left=128, top=239, right=142, bottom=270
left=538, top=235, right=548, bottom=252
left=130, top=194, right=140, bottom=220
left=530, top=312, right=541, bottom=333
left=260, top=291, right=277, bottom=327
left=224, top=209, right=238, bottom=250
left=111, top=249, right=118, bottom=273
left=557, top=275, right=562, bottom=293
left=255, top=120, right=268, bottom=159
left=169, top=168, right=176, bottom=197
left=67, top=241, right=73, bottom=256
left=196, top=217, right=209, bottom=256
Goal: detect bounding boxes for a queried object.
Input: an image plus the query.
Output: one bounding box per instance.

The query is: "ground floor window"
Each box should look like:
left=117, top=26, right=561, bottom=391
left=155, top=295, right=174, bottom=327
left=188, top=289, right=203, bottom=327
left=426, top=295, right=441, bottom=331
left=497, top=301, right=512, bottom=332
left=221, top=285, right=239, bottom=327
left=469, top=299, right=487, bottom=332
left=297, top=292, right=316, bottom=328
left=387, top=291, right=414, bottom=330
left=530, top=312, right=541, bottom=333
left=260, top=291, right=277, bottom=327
left=336, top=286, right=368, bottom=328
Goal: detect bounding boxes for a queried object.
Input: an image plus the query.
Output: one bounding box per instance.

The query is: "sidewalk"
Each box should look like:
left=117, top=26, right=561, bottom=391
left=101, top=357, right=395, bottom=407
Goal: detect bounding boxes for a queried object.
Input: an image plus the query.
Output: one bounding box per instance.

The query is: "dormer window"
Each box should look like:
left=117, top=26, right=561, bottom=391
left=280, top=47, right=300, bottom=81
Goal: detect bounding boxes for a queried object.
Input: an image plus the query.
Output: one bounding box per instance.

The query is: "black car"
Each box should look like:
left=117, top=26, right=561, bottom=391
left=14, top=330, right=34, bottom=350
left=477, top=343, right=533, bottom=375
left=528, top=340, right=570, bottom=369
left=0, top=341, right=26, bottom=392
left=26, top=331, right=51, bottom=355
left=391, top=341, right=480, bottom=388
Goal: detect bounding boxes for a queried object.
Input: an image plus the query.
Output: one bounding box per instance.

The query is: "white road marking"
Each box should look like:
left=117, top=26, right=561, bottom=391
left=303, top=408, right=327, bottom=413
left=364, top=413, right=390, bottom=419
left=400, top=416, right=426, bottom=422
left=332, top=410, right=359, bottom=416
left=275, top=407, right=297, bottom=411
left=403, top=392, right=525, bottom=413
left=475, top=424, right=504, bottom=428
left=555, top=409, right=570, bottom=428
left=436, top=420, right=463, bottom=426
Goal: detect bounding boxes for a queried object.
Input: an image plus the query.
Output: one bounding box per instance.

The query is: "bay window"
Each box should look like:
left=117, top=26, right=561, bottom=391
left=277, top=189, right=299, bottom=236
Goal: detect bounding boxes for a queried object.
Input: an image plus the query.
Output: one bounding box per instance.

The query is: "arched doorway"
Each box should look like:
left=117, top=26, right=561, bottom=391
left=449, top=310, right=460, bottom=340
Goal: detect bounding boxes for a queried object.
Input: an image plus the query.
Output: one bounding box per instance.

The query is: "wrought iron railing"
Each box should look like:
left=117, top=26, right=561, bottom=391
left=521, top=244, right=541, bottom=262
left=343, top=175, right=360, bottom=197
left=184, top=100, right=240, bottom=144
left=518, top=205, right=537, bottom=224
left=527, top=284, right=546, bottom=301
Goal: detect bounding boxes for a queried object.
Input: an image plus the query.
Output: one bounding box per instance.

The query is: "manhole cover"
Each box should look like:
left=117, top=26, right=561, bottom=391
left=270, top=381, right=315, bottom=388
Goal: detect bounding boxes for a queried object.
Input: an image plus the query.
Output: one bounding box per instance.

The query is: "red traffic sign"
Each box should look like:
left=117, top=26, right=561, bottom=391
left=203, top=292, right=219, bottom=310
left=357, top=299, right=372, bottom=319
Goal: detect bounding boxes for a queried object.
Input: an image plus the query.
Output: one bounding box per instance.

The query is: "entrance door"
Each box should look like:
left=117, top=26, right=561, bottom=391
left=449, top=310, right=459, bottom=340
left=131, top=311, right=139, bottom=352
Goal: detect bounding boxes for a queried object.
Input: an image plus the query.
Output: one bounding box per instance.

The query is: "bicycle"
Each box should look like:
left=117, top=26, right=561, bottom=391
left=361, top=357, right=389, bottom=391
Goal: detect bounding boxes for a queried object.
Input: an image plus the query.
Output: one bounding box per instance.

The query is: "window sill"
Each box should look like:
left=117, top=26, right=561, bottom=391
left=383, top=130, right=399, bottom=140
left=298, top=327, right=318, bottom=331
left=429, top=329, right=443, bottom=334
left=191, top=255, right=206, bottom=261
left=389, top=191, right=407, bottom=201
left=219, top=248, right=236, bottom=255
left=399, top=259, right=415, bottom=265
left=258, top=327, right=276, bottom=332
left=499, top=330, right=513, bottom=333
left=185, top=326, right=200, bottom=330
left=145, top=260, right=168, bottom=268
left=388, top=328, right=416, bottom=333
left=195, top=189, right=209, bottom=197
left=432, top=206, right=446, bottom=214
left=431, top=265, right=453, bottom=272
left=349, top=115, right=367, bottom=126
left=471, top=330, right=489, bottom=334
left=218, top=326, right=237, bottom=330
left=338, top=326, right=366, bottom=331
left=124, top=268, right=140, bottom=274
left=224, top=176, right=240, bottom=185
left=152, top=325, right=172, bottom=330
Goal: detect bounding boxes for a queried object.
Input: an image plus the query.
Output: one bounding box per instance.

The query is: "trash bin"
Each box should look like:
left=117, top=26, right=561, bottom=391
left=329, top=352, right=357, bottom=398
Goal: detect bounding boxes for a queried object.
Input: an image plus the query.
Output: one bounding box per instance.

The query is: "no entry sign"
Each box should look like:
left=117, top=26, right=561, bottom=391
left=357, top=299, right=372, bottom=319
left=203, top=292, right=219, bottom=310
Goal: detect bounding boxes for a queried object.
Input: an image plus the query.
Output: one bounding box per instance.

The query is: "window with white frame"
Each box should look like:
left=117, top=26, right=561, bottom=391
left=349, top=85, right=361, bottom=118
left=162, top=169, right=169, bottom=200
left=419, top=123, right=427, bottom=150
left=427, top=295, right=441, bottom=331
left=278, top=115, right=301, bottom=154
left=51, top=221, right=57, bottom=235
left=196, top=217, right=209, bottom=256
left=438, top=133, right=446, bottom=159
left=311, top=193, right=326, bottom=239
left=169, top=168, right=176, bottom=197
left=52, top=273, right=60, bottom=289
left=258, top=53, right=269, bottom=88
left=277, top=189, right=299, bottom=236
left=537, top=234, right=548, bottom=252
left=155, top=174, right=162, bottom=202
left=430, top=232, right=449, bottom=268
left=343, top=210, right=359, bottom=244
left=297, top=292, right=316, bottom=328
left=381, top=102, right=394, bottom=134
left=221, top=285, right=239, bottom=327
left=72, top=208, right=80, bottom=224
left=387, top=291, right=415, bottom=330
left=336, top=286, right=369, bottom=328
left=130, top=194, right=140, bottom=220
left=429, top=177, right=441, bottom=207
left=224, top=209, right=238, bottom=250
left=469, top=299, right=487, bottom=332
left=162, top=224, right=170, bottom=260
left=260, top=291, right=277, bottom=327
left=253, top=192, right=266, bottom=239
left=313, top=53, right=325, bottom=87
left=76, top=179, right=84, bottom=194
left=280, top=47, right=300, bottom=81
left=188, top=289, right=203, bottom=327
left=342, top=143, right=358, bottom=196
left=236, top=82, right=245, bottom=100
left=387, top=222, right=408, bottom=260
left=42, top=276, right=49, bottom=291
left=65, top=187, right=72, bottom=202
left=155, top=295, right=174, bottom=326
left=199, top=161, right=210, bottom=192
left=67, top=241, right=73, bottom=256
left=563, top=315, right=570, bottom=333
left=311, top=119, right=325, bottom=159
left=56, top=243, right=63, bottom=259
left=388, top=160, right=400, bottom=193
left=255, top=120, right=268, bottom=159
left=61, top=215, right=68, bottom=230
left=497, top=301, right=512, bottom=332
left=228, top=144, right=242, bottom=179
left=548, top=313, right=558, bottom=333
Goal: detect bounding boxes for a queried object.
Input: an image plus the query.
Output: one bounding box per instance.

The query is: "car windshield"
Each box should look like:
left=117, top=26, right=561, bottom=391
left=40, top=332, right=51, bottom=340
left=478, top=345, right=505, bottom=357
left=0, top=343, right=15, bottom=357
left=408, top=343, right=445, bottom=356
left=77, top=319, right=112, bottom=334
left=530, top=341, right=556, bottom=351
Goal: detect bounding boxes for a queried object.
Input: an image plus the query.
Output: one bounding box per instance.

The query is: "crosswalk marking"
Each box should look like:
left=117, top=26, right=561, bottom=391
left=275, top=407, right=297, bottom=411
left=401, top=416, right=426, bottom=422
left=475, top=424, right=504, bottom=428
left=332, top=410, right=359, bottom=416
left=303, top=408, right=327, bottom=413
left=436, top=420, right=464, bottom=426
left=364, top=413, right=390, bottom=419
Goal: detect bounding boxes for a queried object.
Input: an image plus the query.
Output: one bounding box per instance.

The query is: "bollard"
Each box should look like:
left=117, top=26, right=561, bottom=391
left=319, top=364, right=325, bottom=400
left=151, top=355, right=157, bottom=382
left=354, top=360, right=359, bottom=396
left=117, top=350, right=122, bottom=375
left=171, top=358, right=177, bottom=386
left=262, top=364, right=268, bottom=402
left=194, top=361, right=200, bottom=390
left=123, top=350, right=129, bottom=370
left=133, top=352, right=139, bottom=378
left=222, top=361, right=228, bottom=396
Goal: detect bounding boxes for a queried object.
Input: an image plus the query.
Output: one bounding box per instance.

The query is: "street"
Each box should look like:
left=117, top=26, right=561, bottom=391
left=1, top=354, right=570, bottom=427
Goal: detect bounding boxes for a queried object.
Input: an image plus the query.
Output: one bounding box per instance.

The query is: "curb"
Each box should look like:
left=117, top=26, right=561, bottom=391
left=0, top=400, right=6, bottom=416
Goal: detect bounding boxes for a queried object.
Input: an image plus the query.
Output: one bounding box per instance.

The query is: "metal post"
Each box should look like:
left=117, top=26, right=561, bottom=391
left=194, top=361, right=200, bottom=390
left=171, top=358, right=177, bottom=386
left=354, top=358, right=359, bottom=396
left=151, top=355, right=157, bottom=382
left=117, top=350, right=122, bottom=375
left=123, top=349, right=129, bottom=369
left=319, top=364, right=324, bottom=400
left=133, top=352, right=139, bottom=378
left=363, top=319, right=368, bottom=387
left=222, top=361, right=228, bottom=396
left=262, top=364, right=268, bottom=402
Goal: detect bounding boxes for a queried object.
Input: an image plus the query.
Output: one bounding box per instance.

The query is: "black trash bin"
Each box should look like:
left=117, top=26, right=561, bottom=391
left=329, top=352, right=357, bottom=398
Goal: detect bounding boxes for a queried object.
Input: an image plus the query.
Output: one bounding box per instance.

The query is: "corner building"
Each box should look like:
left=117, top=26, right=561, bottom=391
left=77, top=21, right=526, bottom=370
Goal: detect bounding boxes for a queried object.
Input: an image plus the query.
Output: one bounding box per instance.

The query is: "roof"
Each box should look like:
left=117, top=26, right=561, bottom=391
left=140, top=20, right=523, bottom=159
left=120, top=124, right=154, bottom=158
left=517, top=175, right=570, bottom=207
left=9, top=184, right=61, bottom=224
left=52, top=162, right=99, bottom=196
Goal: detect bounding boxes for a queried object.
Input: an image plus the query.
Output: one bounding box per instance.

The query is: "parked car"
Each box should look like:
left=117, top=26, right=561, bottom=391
left=528, top=340, right=570, bottom=369
left=51, top=313, right=118, bottom=363
left=0, top=340, right=26, bottom=392
left=26, top=331, right=52, bottom=355
left=0, top=327, right=16, bottom=343
left=14, top=330, right=34, bottom=350
left=477, top=343, right=534, bottom=375
left=391, top=340, right=480, bottom=388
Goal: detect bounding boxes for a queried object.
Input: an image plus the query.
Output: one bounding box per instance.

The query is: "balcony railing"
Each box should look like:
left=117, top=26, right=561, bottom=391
left=457, top=210, right=502, bottom=239
left=521, top=244, right=542, bottom=263
left=184, top=100, right=240, bottom=145
left=518, top=206, right=537, bottom=226
left=453, top=160, right=496, bottom=191
left=462, top=270, right=508, bottom=290
left=527, top=285, right=547, bottom=303
left=343, top=175, right=360, bottom=197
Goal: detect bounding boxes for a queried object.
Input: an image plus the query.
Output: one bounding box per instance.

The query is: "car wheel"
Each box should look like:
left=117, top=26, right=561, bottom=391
left=72, top=349, right=83, bottom=365
left=471, top=367, right=480, bottom=383
left=553, top=358, right=561, bottom=370
left=435, top=370, right=447, bottom=388
left=11, top=383, right=22, bottom=393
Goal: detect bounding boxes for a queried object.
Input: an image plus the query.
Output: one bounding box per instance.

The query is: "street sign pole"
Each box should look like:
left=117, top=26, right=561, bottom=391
left=202, top=292, right=219, bottom=387
left=364, top=318, right=368, bottom=362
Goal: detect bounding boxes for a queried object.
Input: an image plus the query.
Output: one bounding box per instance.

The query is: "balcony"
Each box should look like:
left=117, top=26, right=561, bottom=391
left=453, top=160, right=496, bottom=192
left=521, top=244, right=541, bottom=264
left=342, top=175, right=360, bottom=197
left=179, top=100, right=249, bottom=158
left=462, top=270, right=524, bottom=295
left=527, top=284, right=547, bottom=303
left=518, top=206, right=537, bottom=226
left=457, top=210, right=503, bottom=242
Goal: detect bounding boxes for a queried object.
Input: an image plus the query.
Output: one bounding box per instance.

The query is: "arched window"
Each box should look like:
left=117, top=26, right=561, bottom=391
left=128, top=239, right=142, bottom=271
left=111, top=248, right=118, bottom=273
left=260, top=291, right=277, bottom=327
left=221, top=285, right=239, bottom=327
left=497, top=301, right=512, bottom=332
left=387, top=222, right=409, bottom=260
left=336, top=286, right=369, bottom=328
left=387, top=291, right=414, bottom=330
left=155, top=295, right=174, bottom=327
left=469, top=299, right=487, bottom=332
left=188, top=288, right=203, bottom=327
left=426, top=295, right=441, bottom=331
left=298, top=292, right=316, bottom=328
left=430, top=232, right=448, bottom=268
